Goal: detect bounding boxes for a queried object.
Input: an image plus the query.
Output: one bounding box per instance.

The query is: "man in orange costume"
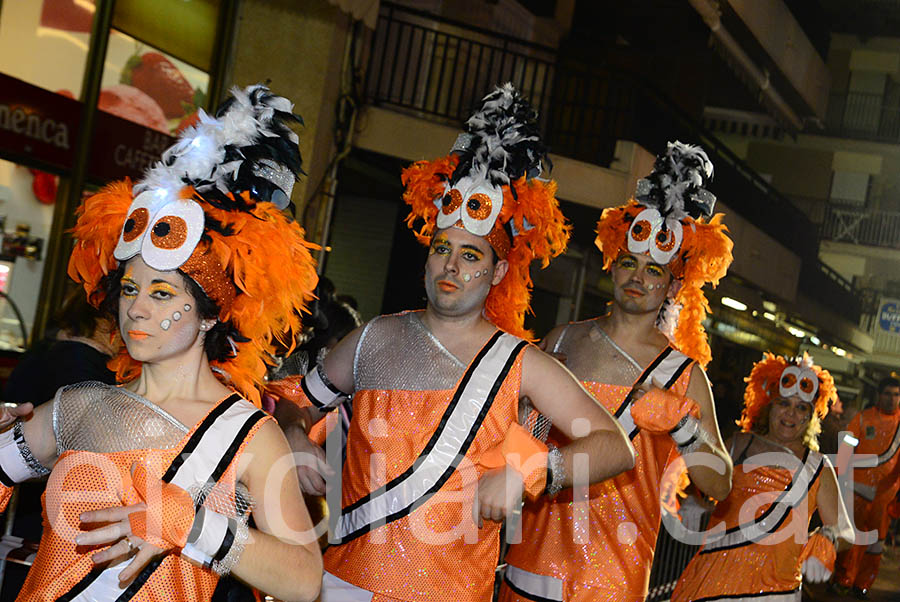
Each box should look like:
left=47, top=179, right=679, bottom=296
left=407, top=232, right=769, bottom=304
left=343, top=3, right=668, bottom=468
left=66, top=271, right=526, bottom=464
left=500, top=142, right=735, bottom=601
left=832, top=376, right=900, bottom=597
left=274, top=84, right=636, bottom=602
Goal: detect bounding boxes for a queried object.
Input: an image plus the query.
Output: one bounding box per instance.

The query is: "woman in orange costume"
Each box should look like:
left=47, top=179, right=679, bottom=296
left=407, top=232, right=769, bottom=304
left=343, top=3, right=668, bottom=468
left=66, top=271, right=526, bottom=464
left=0, top=85, right=322, bottom=601
left=672, top=353, right=853, bottom=601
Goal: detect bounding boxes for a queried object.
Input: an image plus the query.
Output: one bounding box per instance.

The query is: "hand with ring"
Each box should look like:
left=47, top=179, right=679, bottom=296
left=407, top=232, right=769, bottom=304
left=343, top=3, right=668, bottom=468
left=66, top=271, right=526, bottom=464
left=77, top=503, right=165, bottom=585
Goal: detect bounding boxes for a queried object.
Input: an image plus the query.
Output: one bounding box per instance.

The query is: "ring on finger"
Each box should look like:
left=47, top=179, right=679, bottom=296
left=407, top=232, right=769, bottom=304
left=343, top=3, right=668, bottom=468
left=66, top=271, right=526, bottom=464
left=123, top=537, right=136, bottom=555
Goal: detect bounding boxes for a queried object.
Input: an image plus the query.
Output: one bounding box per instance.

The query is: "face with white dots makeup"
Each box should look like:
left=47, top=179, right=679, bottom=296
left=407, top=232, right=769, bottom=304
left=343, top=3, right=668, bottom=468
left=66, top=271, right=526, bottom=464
left=118, top=256, right=213, bottom=364
left=610, top=252, right=673, bottom=315
left=424, top=227, right=508, bottom=319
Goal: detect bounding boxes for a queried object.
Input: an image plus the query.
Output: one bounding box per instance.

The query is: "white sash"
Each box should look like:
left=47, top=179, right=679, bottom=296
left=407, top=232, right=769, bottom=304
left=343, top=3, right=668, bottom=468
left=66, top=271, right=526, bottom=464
left=65, top=394, right=265, bottom=602
left=701, top=449, right=823, bottom=554
left=614, top=346, right=693, bottom=439
left=335, top=331, right=526, bottom=543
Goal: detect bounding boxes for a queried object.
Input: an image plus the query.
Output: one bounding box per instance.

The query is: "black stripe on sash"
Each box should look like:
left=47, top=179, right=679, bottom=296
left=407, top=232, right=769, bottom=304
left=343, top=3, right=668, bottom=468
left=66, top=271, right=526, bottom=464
left=663, top=356, right=694, bottom=390
left=336, top=334, right=528, bottom=543
left=341, top=331, right=504, bottom=516
left=196, top=410, right=266, bottom=507
left=693, top=587, right=800, bottom=601
left=120, top=406, right=265, bottom=600
left=55, top=569, right=105, bottom=602
left=114, top=557, right=166, bottom=602
left=614, top=347, right=673, bottom=420
left=700, top=450, right=824, bottom=555
left=0, top=463, right=14, bottom=488
left=54, top=392, right=251, bottom=602
left=162, top=394, right=242, bottom=483
left=503, top=573, right=560, bottom=602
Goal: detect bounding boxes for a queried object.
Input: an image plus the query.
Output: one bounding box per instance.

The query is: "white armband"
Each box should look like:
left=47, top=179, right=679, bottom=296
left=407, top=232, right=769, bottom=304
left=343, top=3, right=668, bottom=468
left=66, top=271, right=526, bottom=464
left=671, top=415, right=715, bottom=454
left=181, top=506, right=248, bottom=575
left=301, top=363, right=347, bottom=410
left=670, top=414, right=701, bottom=448
left=0, top=421, right=50, bottom=486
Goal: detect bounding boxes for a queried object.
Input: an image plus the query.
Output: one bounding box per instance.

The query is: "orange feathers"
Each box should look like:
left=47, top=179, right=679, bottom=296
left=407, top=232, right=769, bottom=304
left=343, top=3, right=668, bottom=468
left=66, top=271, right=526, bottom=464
left=739, top=352, right=836, bottom=432
left=594, top=201, right=733, bottom=368
left=67, top=184, right=318, bottom=407
left=402, top=156, right=570, bottom=340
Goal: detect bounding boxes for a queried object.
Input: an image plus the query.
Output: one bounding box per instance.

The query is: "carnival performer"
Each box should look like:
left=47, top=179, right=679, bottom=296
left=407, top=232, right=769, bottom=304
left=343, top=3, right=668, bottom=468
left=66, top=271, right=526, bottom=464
left=499, top=141, right=734, bottom=602
left=0, top=85, right=322, bottom=602
left=672, top=353, right=854, bottom=602
left=272, top=83, right=636, bottom=602
left=831, top=375, right=900, bottom=597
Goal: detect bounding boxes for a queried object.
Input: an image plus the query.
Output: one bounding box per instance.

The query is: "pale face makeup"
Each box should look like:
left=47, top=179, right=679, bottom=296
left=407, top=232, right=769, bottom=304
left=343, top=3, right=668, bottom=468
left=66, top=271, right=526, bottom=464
left=118, top=256, right=205, bottom=364
left=424, top=227, right=500, bottom=318
left=610, top=252, right=673, bottom=316
left=767, top=395, right=813, bottom=445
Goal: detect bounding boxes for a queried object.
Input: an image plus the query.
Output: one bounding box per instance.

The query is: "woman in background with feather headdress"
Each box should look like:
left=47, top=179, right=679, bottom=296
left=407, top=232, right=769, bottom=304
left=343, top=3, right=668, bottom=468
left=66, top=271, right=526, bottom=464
left=672, top=353, right=853, bottom=602
left=0, top=85, right=322, bottom=602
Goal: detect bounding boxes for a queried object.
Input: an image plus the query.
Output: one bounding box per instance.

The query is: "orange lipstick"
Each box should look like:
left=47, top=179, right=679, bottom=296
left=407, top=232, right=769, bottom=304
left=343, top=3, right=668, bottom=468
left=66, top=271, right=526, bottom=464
left=437, top=280, right=458, bottom=292
left=128, top=330, right=150, bottom=340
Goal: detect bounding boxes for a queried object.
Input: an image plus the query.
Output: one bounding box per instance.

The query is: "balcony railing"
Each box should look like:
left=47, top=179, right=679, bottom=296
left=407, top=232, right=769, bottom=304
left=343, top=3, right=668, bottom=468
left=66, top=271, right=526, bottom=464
left=825, top=91, right=900, bottom=143
left=362, top=3, right=861, bottom=322
left=821, top=204, right=900, bottom=249
left=364, top=3, right=557, bottom=128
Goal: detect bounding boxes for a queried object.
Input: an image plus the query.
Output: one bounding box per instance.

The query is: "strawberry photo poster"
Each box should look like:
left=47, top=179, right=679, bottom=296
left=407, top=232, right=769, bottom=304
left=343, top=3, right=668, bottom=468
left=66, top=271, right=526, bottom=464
left=0, top=1, right=209, bottom=136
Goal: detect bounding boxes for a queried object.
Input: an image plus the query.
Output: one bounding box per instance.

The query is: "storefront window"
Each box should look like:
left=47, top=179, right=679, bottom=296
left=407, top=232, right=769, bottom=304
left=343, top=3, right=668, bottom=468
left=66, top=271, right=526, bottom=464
left=0, top=0, right=226, bottom=350
left=0, top=159, right=58, bottom=350
left=0, top=1, right=96, bottom=99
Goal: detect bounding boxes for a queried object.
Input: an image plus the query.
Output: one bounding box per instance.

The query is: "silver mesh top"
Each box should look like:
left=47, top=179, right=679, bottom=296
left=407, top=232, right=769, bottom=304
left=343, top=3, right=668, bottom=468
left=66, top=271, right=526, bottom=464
left=53, top=382, right=189, bottom=455
left=353, top=312, right=469, bottom=392
left=553, top=319, right=643, bottom=387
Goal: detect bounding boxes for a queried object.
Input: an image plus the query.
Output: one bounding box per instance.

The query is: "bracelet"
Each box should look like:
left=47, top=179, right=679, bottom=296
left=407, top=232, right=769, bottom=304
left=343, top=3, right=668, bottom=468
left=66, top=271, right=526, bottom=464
left=670, top=414, right=701, bottom=448
left=211, top=518, right=249, bottom=576
left=182, top=506, right=247, bottom=575
left=301, top=363, right=346, bottom=409
left=819, top=525, right=838, bottom=545
left=545, top=444, right=566, bottom=497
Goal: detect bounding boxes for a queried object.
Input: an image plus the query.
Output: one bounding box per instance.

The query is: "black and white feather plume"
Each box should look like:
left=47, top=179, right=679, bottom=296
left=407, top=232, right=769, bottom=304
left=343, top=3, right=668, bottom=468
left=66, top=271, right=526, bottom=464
left=634, top=141, right=716, bottom=221
left=134, top=84, right=303, bottom=211
left=450, top=83, right=547, bottom=197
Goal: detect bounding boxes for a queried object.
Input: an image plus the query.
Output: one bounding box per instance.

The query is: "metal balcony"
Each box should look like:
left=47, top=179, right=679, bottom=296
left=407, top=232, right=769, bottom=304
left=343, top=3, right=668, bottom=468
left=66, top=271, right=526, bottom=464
left=825, top=91, right=900, bottom=143
left=362, top=2, right=861, bottom=323
left=821, top=204, right=900, bottom=249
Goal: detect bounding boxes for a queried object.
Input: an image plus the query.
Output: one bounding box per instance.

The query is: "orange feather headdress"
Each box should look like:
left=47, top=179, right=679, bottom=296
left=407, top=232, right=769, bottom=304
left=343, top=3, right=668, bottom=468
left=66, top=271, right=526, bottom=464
left=738, top=352, right=837, bottom=432
left=595, top=142, right=733, bottom=367
left=402, top=83, right=570, bottom=340
left=67, top=85, right=318, bottom=406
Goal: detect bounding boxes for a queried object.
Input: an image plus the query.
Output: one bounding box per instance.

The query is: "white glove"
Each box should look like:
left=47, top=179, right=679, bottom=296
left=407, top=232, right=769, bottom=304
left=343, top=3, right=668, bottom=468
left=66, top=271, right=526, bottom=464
left=801, top=556, right=832, bottom=583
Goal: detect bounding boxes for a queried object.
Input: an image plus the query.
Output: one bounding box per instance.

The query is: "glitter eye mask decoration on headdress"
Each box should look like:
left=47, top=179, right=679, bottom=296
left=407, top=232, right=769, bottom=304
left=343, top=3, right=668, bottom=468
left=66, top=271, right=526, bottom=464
left=68, top=84, right=318, bottom=406
left=779, top=359, right=820, bottom=404
left=627, top=141, right=717, bottom=264
left=401, top=83, right=570, bottom=339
